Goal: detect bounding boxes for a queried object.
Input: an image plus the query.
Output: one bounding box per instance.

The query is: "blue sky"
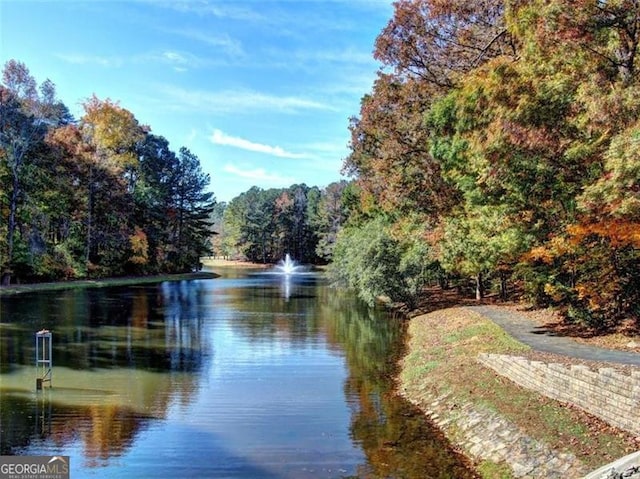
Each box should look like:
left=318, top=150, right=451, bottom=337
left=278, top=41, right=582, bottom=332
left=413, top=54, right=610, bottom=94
left=0, top=0, right=393, bottom=202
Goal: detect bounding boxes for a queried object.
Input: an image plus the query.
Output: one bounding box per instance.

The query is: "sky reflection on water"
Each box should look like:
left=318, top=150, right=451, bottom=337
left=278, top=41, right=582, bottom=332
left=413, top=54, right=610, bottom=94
left=0, top=270, right=476, bottom=478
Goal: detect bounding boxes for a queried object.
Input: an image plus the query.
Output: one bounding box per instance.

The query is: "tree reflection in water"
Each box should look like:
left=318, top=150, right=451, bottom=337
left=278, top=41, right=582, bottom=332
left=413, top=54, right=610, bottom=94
left=0, top=275, right=477, bottom=477
left=321, top=287, right=477, bottom=479
left=0, top=283, right=208, bottom=461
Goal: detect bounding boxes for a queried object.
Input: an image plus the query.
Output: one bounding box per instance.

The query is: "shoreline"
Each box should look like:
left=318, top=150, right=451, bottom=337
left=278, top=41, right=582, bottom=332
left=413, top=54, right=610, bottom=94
left=0, top=256, right=325, bottom=295
left=0, top=258, right=274, bottom=296
left=0, top=271, right=219, bottom=296
left=200, top=257, right=271, bottom=269
left=398, top=303, right=640, bottom=478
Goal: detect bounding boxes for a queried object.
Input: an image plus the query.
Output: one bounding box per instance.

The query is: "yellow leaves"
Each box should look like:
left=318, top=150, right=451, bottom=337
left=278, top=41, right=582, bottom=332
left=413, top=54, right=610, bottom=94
left=548, top=234, right=572, bottom=256
left=575, top=268, right=618, bottom=314
left=524, top=232, right=573, bottom=265
left=81, top=95, right=145, bottom=173
left=359, top=187, right=379, bottom=214
left=128, top=227, right=148, bottom=266
left=543, top=283, right=565, bottom=303
left=526, top=246, right=555, bottom=264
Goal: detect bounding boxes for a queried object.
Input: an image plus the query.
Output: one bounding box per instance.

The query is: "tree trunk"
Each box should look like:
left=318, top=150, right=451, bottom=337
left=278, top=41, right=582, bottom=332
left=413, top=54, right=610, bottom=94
left=500, top=272, right=508, bottom=301
left=475, top=272, right=484, bottom=300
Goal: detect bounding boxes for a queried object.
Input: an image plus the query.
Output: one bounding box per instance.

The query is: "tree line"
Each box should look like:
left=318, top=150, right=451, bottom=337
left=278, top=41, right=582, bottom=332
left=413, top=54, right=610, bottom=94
left=0, top=60, right=215, bottom=284
left=10, top=0, right=639, bottom=331
left=212, top=181, right=361, bottom=265
left=328, top=0, right=640, bottom=328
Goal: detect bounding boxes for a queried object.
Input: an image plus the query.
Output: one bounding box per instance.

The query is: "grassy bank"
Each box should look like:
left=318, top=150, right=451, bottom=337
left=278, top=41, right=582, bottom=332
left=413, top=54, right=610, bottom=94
left=0, top=271, right=219, bottom=296
left=399, top=307, right=639, bottom=477
left=200, top=258, right=270, bottom=268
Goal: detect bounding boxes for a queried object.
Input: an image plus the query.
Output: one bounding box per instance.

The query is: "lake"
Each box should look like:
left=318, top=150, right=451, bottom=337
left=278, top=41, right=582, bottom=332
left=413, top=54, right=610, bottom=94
left=0, top=268, right=475, bottom=478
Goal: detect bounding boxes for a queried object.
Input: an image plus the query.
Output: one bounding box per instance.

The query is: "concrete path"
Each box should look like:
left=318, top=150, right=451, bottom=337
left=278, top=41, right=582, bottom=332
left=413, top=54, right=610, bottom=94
left=468, top=305, right=640, bottom=367
left=582, top=451, right=640, bottom=479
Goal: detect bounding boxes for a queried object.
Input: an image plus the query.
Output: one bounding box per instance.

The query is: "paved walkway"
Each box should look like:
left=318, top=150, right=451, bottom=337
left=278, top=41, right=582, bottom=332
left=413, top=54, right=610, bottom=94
left=468, top=305, right=640, bottom=367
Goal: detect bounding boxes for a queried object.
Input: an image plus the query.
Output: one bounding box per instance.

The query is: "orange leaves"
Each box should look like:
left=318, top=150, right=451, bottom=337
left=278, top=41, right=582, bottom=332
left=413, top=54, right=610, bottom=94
left=275, top=191, right=293, bottom=213
left=45, top=124, right=92, bottom=166
left=567, top=220, right=640, bottom=249
left=524, top=219, right=640, bottom=268
left=521, top=218, right=640, bottom=321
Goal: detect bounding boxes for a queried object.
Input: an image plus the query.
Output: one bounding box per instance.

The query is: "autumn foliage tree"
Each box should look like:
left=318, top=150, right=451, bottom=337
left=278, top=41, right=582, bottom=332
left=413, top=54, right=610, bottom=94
left=0, top=60, right=215, bottom=283
left=343, top=74, right=458, bottom=218
left=220, top=184, right=323, bottom=264
left=506, top=0, right=640, bottom=324
left=78, top=96, right=148, bottom=274
left=0, top=60, right=71, bottom=284
left=374, top=0, right=516, bottom=87
left=338, top=0, right=640, bottom=327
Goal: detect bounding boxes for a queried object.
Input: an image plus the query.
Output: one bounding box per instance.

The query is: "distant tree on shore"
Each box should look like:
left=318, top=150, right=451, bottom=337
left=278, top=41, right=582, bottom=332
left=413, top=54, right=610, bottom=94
left=0, top=60, right=215, bottom=283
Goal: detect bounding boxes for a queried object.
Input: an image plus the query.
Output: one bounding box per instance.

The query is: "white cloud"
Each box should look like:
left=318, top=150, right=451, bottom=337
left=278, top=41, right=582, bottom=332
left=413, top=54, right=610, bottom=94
left=157, top=50, right=190, bottom=71
left=145, top=0, right=265, bottom=22
left=170, top=29, right=244, bottom=57
left=156, top=85, right=334, bottom=114
left=223, top=164, right=296, bottom=184
left=162, top=50, right=188, bottom=64
left=55, top=53, right=123, bottom=68
left=57, top=50, right=208, bottom=71
left=154, top=49, right=206, bottom=71
left=211, top=129, right=306, bottom=159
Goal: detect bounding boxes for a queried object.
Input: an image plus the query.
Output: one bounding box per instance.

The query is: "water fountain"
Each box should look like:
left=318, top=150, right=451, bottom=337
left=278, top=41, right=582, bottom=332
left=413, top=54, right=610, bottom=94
left=275, top=253, right=301, bottom=274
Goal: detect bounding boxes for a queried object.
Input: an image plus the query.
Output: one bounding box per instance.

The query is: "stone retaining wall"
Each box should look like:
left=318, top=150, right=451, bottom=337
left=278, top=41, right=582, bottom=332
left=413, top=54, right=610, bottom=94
left=478, top=353, right=640, bottom=436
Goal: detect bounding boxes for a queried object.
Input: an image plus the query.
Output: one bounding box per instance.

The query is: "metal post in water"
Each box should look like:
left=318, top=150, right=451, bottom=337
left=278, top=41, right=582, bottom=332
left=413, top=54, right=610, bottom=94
left=35, top=330, right=52, bottom=390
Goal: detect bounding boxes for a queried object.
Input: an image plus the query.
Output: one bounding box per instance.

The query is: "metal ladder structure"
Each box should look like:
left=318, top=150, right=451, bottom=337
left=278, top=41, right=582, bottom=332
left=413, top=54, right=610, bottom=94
left=35, top=330, right=52, bottom=390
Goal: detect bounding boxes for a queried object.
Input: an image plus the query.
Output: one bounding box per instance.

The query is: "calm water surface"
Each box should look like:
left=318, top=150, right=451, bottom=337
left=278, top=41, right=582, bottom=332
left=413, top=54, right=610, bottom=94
left=0, top=268, right=475, bottom=478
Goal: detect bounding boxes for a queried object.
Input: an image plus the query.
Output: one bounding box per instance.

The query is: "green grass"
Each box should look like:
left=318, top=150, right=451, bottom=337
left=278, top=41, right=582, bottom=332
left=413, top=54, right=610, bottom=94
left=444, top=324, right=489, bottom=343
left=401, top=358, right=440, bottom=382
left=477, top=460, right=514, bottom=479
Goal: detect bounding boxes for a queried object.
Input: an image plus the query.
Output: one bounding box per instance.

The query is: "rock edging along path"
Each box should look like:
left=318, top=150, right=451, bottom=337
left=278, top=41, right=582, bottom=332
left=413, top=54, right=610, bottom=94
left=468, top=305, right=640, bottom=366
left=418, top=394, right=587, bottom=478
